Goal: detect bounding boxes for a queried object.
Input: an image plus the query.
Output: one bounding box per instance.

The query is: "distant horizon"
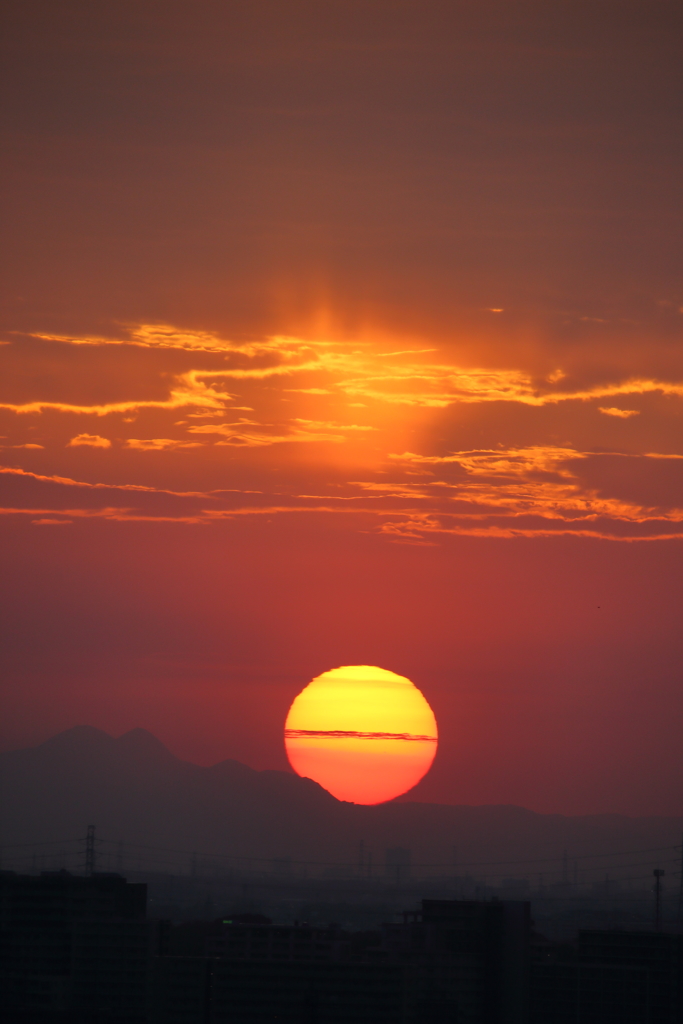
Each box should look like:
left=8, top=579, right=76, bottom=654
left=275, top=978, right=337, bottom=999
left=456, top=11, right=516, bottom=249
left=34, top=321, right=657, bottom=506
left=3, top=721, right=681, bottom=907
left=4, top=723, right=683, bottom=822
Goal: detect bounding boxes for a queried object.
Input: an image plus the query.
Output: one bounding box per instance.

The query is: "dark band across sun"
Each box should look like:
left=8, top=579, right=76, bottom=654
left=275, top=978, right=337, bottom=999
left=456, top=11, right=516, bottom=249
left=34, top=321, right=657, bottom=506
left=285, top=729, right=437, bottom=742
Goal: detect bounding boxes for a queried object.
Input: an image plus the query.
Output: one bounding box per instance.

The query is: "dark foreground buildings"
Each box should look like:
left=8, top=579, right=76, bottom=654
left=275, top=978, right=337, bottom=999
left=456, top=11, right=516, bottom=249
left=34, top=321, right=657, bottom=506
left=531, top=929, right=683, bottom=1024
left=1, top=870, right=682, bottom=1022
left=0, top=870, right=154, bottom=1023
left=152, top=899, right=529, bottom=1023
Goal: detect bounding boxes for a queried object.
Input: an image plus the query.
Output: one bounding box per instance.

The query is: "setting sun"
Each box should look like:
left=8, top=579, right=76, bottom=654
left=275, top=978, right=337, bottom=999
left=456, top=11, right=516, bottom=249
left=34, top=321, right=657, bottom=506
left=284, top=666, right=438, bottom=804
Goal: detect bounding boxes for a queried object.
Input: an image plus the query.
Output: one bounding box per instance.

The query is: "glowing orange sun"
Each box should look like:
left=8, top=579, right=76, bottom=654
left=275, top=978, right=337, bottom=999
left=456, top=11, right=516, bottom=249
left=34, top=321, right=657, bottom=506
left=284, top=665, right=438, bottom=804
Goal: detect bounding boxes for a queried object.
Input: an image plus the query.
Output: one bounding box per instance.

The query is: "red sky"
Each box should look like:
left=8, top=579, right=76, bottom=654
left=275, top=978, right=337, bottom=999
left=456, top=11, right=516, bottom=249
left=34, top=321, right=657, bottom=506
left=1, top=0, right=682, bottom=815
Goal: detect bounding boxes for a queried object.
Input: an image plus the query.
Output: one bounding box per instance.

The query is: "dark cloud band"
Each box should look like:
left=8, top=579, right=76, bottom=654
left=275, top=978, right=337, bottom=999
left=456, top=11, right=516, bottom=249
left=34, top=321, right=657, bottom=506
left=285, top=729, right=437, bottom=742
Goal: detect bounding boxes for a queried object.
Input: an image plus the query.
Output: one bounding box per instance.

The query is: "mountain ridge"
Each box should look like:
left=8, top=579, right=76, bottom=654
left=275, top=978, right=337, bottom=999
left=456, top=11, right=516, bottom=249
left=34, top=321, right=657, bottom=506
left=2, top=728, right=680, bottom=878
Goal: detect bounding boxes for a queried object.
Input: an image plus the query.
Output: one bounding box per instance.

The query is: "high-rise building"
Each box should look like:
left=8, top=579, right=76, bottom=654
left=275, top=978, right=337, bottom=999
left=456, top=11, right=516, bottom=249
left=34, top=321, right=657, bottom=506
left=384, top=899, right=531, bottom=1024
left=0, top=870, right=157, bottom=1023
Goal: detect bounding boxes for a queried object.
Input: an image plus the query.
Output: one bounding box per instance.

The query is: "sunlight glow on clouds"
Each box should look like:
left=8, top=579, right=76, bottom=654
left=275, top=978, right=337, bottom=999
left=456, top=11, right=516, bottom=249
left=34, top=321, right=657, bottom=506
left=1, top=323, right=682, bottom=543
left=124, top=438, right=203, bottom=451
left=16, top=325, right=683, bottom=416
left=599, top=407, right=640, bottom=418
left=67, top=434, right=112, bottom=447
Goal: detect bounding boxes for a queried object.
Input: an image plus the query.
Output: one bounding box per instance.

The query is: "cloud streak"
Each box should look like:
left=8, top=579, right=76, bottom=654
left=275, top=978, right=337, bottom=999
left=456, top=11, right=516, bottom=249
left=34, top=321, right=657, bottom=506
left=16, top=324, right=683, bottom=415
left=67, top=434, right=112, bottom=447
left=0, top=369, right=231, bottom=417
left=285, top=729, right=437, bottom=741
left=2, top=323, right=682, bottom=543
left=0, top=465, right=214, bottom=498
left=599, top=407, right=640, bottom=418
left=2, top=444, right=683, bottom=541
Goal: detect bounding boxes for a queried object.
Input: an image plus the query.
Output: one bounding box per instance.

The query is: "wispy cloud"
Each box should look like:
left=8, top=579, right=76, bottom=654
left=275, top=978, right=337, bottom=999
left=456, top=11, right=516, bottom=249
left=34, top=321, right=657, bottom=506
left=599, top=407, right=640, bottom=418
left=380, top=447, right=683, bottom=539
left=0, top=370, right=231, bottom=417
left=67, top=434, right=112, bottom=447
left=24, top=324, right=245, bottom=354
left=3, top=322, right=682, bottom=544
left=2, top=445, right=683, bottom=541
left=0, top=465, right=212, bottom=497
left=17, top=323, right=683, bottom=415
left=0, top=506, right=205, bottom=524
left=124, top=438, right=203, bottom=450
left=187, top=419, right=350, bottom=446
left=292, top=419, right=375, bottom=431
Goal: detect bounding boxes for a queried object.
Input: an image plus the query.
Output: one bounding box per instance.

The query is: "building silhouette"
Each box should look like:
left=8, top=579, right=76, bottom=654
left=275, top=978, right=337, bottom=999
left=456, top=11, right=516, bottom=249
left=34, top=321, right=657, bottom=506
left=531, top=929, right=683, bottom=1024
left=0, top=870, right=157, bottom=1023
left=150, top=898, right=530, bottom=1023
left=3, top=870, right=683, bottom=1023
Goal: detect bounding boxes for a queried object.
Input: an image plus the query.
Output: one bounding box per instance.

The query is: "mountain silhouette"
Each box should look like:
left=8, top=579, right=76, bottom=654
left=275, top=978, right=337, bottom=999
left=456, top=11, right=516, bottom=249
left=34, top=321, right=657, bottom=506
left=2, top=728, right=680, bottom=877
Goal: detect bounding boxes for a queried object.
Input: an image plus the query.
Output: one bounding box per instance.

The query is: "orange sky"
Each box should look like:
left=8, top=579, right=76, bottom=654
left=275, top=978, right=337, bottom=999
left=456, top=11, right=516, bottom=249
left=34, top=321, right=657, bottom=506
left=1, top=1, right=682, bottom=814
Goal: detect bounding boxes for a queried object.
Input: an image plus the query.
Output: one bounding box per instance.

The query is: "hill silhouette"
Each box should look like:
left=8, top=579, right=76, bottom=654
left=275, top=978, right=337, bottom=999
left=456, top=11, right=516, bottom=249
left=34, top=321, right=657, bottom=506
left=2, top=727, right=680, bottom=878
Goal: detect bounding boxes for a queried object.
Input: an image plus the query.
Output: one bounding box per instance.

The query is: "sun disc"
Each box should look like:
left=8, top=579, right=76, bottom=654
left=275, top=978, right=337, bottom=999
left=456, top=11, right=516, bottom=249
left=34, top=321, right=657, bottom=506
left=284, top=665, right=438, bottom=804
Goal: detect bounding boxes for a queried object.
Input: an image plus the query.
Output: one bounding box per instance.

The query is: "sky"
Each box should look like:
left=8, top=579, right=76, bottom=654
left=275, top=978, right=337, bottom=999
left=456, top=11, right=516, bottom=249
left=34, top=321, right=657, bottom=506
left=1, top=0, right=682, bottom=816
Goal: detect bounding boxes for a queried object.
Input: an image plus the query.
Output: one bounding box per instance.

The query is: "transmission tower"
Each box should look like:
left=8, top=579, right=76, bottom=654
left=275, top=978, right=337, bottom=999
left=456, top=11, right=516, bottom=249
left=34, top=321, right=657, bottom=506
left=677, top=835, right=683, bottom=924
left=85, top=825, right=97, bottom=877
left=654, top=869, right=665, bottom=931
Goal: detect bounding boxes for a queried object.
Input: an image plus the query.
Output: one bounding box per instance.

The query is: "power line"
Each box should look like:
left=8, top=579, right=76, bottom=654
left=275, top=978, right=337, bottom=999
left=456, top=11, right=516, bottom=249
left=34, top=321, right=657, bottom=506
left=93, top=836, right=680, bottom=870
left=0, top=839, right=83, bottom=849
left=4, top=834, right=681, bottom=879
